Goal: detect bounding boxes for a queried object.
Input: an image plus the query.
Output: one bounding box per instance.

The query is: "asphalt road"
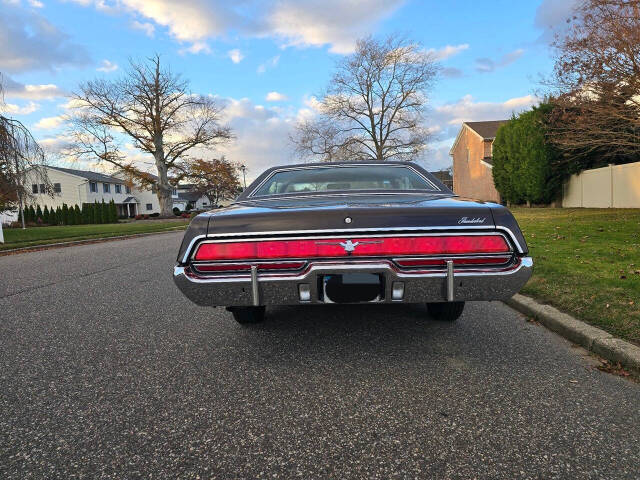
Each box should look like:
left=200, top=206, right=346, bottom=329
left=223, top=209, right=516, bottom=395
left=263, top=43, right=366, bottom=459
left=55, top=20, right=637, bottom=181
left=1, top=232, right=639, bottom=479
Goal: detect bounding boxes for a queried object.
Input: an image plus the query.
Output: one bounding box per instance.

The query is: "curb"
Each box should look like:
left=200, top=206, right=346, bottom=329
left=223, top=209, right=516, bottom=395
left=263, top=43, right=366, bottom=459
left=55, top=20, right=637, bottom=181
left=0, top=227, right=186, bottom=256
left=505, top=294, right=640, bottom=373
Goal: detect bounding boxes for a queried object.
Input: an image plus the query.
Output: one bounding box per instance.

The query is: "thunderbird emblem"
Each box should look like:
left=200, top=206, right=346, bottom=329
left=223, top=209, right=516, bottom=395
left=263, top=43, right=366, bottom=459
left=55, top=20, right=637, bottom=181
left=316, top=239, right=383, bottom=254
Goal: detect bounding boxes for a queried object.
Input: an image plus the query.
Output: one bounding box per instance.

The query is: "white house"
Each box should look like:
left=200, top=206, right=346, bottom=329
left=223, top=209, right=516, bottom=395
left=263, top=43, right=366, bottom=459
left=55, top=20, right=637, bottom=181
left=172, top=183, right=212, bottom=211
left=25, top=166, right=161, bottom=217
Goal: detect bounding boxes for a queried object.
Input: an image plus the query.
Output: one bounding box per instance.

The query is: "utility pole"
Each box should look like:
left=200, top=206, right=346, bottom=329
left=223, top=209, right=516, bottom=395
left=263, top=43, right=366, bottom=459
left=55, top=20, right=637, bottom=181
left=240, top=164, right=247, bottom=189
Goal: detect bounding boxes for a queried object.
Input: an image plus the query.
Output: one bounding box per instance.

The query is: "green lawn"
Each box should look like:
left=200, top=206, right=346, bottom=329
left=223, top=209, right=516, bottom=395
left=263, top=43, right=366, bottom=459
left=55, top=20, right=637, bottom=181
left=1, top=220, right=189, bottom=251
left=512, top=208, right=640, bottom=345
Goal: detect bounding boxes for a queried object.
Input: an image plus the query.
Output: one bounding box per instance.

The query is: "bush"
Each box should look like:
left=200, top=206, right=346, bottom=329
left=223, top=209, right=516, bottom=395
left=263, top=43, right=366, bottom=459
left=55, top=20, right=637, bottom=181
left=492, top=104, right=562, bottom=205
left=150, top=212, right=160, bottom=217
left=134, top=214, right=143, bottom=220
left=35, top=205, right=43, bottom=222
left=109, top=200, right=118, bottom=223
left=181, top=212, right=190, bottom=218
left=143, top=214, right=150, bottom=219
left=173, top=207, right=181, bottom=216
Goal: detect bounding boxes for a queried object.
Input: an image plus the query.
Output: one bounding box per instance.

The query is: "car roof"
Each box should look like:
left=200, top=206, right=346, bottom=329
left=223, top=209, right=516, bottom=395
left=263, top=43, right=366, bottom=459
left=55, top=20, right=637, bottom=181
left=237, top=161, right=452, bottom=200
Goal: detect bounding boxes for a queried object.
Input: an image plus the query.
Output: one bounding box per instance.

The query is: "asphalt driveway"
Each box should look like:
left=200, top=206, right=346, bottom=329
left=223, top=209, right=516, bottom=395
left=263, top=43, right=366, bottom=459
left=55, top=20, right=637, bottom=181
left=1, top=232, right=638, bottom=479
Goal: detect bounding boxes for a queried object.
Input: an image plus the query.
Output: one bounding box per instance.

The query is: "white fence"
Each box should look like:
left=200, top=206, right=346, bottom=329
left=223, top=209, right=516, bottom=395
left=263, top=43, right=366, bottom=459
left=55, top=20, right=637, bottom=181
left=562, top=161, right=640, bottom=208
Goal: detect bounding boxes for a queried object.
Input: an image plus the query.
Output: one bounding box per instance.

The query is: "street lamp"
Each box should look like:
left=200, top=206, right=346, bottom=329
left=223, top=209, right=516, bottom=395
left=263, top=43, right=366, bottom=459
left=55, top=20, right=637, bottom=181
left=240, top=164, right=247, bottom=189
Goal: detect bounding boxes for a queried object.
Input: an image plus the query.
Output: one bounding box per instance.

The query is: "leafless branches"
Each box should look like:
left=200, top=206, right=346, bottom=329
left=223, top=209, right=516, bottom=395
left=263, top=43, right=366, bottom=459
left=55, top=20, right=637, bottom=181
left=67, top=54, right=233, bottom=215
left=291, top=35, right=438, bottom=162
left=546, top=0, right=640, bottom=161
left=1, top=74, right=50, bottom=217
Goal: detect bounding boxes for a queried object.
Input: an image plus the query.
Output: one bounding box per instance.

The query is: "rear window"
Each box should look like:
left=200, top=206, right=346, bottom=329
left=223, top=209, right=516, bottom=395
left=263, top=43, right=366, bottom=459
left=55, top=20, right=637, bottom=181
left=251, top=165, right=438, bottom=197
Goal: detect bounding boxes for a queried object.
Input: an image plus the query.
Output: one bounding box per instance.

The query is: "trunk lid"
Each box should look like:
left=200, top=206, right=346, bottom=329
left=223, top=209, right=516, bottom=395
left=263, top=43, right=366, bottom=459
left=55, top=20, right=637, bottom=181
left=206, top=194, right=496, bottom=236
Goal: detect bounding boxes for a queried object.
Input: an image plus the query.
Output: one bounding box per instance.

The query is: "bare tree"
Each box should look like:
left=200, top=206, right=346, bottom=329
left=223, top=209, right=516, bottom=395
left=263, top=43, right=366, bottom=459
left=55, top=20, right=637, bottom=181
left=67, top=55, right=233, bottom=216
left=1, top=74, right=51, bottom=227
left=291, top=35, right=438, bottom=162
left=546, top=0, right=640, bottom=162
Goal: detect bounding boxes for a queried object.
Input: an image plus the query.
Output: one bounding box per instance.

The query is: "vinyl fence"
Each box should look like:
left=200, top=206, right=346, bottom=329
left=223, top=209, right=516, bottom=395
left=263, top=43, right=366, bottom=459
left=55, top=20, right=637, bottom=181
left=562, top=161, right=640, bottom=208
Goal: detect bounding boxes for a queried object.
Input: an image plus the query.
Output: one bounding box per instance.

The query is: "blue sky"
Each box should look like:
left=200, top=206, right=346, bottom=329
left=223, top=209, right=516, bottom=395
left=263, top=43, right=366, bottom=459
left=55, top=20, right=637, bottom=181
left=0, top=0, right=577, bottom=181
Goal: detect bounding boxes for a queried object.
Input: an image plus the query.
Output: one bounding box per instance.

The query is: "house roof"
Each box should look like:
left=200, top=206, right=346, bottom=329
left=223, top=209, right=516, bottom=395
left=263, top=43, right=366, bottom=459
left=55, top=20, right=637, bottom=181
left=464, top=120, right=508, bottom=140
left=177, top=191, right=201, bottom=202
left=48, top=166, right=123, bottom=184
left=448, top=120, right=509, bottom=156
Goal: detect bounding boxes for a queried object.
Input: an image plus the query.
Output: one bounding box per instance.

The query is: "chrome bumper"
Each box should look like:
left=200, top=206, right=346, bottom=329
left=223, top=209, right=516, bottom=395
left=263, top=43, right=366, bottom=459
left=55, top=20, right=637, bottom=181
left=173, top=257, right=533, bottom=307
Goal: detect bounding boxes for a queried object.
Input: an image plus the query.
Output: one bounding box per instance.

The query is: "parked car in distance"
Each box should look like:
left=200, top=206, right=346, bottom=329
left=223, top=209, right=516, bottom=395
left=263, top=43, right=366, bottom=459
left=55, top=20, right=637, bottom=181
left=174, top=162, right=532, bottom=324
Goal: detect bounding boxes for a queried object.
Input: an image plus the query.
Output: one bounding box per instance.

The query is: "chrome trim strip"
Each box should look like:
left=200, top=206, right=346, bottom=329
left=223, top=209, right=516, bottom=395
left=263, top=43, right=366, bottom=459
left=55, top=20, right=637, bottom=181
left=247, top=163, right=441, bottom=198
left=235, top=191, right=455, bottom=204
left=446, top=261, right=454, bottom=302
left=181, top=226, right=525, bottom=264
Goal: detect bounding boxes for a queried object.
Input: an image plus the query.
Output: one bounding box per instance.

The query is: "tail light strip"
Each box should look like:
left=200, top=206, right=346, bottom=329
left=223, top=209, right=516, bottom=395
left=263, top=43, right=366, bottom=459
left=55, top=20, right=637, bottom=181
left=193, top=235, right=510, bottom=262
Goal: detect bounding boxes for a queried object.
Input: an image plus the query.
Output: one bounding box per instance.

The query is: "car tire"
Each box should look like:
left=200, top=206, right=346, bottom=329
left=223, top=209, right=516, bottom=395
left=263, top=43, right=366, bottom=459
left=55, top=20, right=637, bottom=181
left=229, top=306, right=266, bottom=324
left=426, top=301, right=465, bottom=321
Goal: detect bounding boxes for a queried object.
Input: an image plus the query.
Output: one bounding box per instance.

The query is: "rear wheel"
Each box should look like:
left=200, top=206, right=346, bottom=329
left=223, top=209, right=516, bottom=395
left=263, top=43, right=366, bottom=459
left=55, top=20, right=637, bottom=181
left=228, top=306, right=265, bottom=324
left=426, top=302, right=465, bottom=321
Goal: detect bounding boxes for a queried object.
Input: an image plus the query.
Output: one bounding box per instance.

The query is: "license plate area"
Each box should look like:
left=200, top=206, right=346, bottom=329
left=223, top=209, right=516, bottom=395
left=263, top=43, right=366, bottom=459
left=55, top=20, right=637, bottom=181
left=320, top=273, right=385, bottom=303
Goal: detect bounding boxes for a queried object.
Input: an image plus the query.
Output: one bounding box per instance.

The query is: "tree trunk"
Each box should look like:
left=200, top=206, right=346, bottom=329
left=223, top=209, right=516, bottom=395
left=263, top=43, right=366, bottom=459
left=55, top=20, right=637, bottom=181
left=154, top=150, right=173, bottom=217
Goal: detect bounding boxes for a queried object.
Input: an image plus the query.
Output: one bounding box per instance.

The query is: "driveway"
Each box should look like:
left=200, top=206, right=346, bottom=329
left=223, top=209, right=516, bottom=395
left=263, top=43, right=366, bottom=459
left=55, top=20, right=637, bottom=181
left=1, top=232, right=638, bottom=479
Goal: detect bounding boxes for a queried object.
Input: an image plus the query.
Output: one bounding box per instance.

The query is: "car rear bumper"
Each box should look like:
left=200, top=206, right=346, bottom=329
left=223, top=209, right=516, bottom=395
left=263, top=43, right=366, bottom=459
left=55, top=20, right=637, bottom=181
left=173, top=257, right=533, bottom=307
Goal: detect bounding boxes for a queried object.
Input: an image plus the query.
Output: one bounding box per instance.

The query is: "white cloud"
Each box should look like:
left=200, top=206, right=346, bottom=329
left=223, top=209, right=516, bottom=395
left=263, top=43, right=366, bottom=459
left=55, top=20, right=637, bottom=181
left=227, top=49, right=244, bottom=64
left=0, top=1, right=90, bottom=73
left=266, top=0, right=404, bottom=54
left=0, top=101, right=40, bottom=115
left=265, top=91, right=288, bottom=102
left=534, top=0, right=579, bottom=43
left=96, top=59, right=119, bottom=72
left=216, top=100, right=296, bottom=182
left=179, top=41, right=211, bottom=55
left=2, top=76, right=65, bottom=100
left=130, top=19, right=155, bottom=37
left=433, top=94, right=536, bottom=129
left=475, top=49, right=525, bottom=73
left=67, top=0, right=405, bottom=55
left=257, top=54, right=280, bottom=74
left=428, top=44, right=469, bottom=61
left=34, top=115, right=66, bottom=130
left=28, top=0, right=44, bottom=7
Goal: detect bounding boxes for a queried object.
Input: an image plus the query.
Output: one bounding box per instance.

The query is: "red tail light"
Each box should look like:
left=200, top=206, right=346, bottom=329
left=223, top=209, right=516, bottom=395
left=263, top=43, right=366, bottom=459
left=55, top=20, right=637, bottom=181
left=395, top=256, right=512, bottom=268
left=195, top=261, right=306, bottom=273
left=193, top=235, right=510, bottom=261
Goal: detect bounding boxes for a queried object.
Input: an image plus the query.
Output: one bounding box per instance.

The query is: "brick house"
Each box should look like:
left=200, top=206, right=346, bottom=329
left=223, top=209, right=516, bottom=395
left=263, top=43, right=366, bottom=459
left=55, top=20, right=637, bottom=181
left=449, top=120, right=507, bottom=202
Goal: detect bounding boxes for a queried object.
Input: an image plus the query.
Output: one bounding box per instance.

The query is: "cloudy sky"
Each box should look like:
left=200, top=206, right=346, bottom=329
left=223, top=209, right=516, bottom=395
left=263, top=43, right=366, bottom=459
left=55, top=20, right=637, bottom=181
left=1, top=0, right=577, bottom=181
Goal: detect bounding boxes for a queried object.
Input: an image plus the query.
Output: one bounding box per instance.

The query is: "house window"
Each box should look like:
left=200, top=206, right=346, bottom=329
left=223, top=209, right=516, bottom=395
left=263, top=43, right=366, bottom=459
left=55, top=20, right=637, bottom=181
left=146, top=203, right=153, bottom=211
left=172, top=188, right=177, bottom=196
left=103, top=183, right=110, bottom=193
left=54, top=183, right=61, bottom=193
left=125, top=185, right=131, bottom=194
left=115, top=184, right=122, bottom=194
left=39, top=184, right=45, bottom=193
left=32, top=184, right=38, bottom=194
left=466, top=148, right=470, bottom=163
left=89, top=182, right=98, bottom=193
